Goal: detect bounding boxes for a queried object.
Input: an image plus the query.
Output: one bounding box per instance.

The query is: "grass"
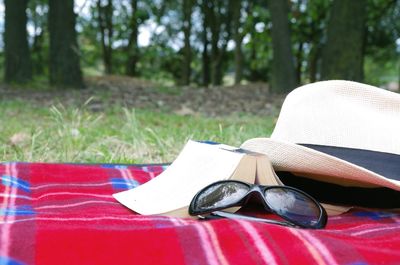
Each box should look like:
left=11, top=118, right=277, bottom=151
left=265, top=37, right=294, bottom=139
left=0, top=99, right=275, bottom=164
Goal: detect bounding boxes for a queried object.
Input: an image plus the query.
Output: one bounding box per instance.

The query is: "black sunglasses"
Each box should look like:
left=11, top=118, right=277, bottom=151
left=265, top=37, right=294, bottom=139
left=189, top=180, right=327, bottom=229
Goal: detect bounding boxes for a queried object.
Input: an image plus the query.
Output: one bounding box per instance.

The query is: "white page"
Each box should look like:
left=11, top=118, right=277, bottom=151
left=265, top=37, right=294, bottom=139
left=113, top=140, right=245, bottom=215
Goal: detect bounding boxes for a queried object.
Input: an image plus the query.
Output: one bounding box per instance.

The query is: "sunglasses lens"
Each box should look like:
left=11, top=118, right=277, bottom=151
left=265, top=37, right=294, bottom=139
left=265, top=188, right=321, bottom=227
left=193, top=182, right=249, bottom=212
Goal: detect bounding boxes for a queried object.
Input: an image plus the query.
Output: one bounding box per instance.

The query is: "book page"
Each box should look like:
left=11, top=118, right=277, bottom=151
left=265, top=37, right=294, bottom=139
left=255, top=155, right=283, bottom=186
left=113, top=140, right=246, bottom=216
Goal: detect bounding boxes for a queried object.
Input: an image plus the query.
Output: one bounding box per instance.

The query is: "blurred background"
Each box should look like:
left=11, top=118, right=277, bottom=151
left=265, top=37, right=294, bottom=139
left=1, top=0, right=400, bottom=163
left=2, top=0, right=400, bottom=90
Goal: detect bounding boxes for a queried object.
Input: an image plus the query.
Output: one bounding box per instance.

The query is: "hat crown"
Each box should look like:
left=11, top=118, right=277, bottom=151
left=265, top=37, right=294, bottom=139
left=271, top=80, right=400, bottom=155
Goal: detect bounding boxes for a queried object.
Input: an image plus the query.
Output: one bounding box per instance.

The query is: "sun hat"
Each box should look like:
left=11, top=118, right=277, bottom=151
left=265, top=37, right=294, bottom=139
left=241, top=80, right=400, bottom=210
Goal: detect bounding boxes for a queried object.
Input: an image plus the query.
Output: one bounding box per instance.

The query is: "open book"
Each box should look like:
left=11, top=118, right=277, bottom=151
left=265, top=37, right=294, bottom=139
left=113, top=140, right=281, bottom=218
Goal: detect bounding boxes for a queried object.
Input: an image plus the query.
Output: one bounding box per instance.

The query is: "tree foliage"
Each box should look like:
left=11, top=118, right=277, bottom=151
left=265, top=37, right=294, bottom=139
left=2, top=0, right=400, bottom=90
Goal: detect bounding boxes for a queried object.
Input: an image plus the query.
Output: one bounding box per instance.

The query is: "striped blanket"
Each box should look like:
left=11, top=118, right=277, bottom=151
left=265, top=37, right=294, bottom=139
left=0, top=162, right=399, bottom=265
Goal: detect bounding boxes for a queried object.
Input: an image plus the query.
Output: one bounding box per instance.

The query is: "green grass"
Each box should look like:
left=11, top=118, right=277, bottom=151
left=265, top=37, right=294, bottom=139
left=0, top=99, right=275, bottom=164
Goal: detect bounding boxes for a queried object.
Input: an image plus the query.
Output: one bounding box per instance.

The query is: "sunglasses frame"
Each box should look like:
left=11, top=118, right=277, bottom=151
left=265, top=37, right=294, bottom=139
left=189, top=180, right=327, bottom=229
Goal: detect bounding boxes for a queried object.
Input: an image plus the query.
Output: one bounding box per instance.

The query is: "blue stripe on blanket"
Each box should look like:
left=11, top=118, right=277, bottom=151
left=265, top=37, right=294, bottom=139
left=1, top=175, right=31, bottom=193
left=101, top=164, right=128, bottom=169
left=0, top=256, right=25, bottom=265
left=0, top=206, right=35, bottom=216
left=110, top=178, right=140, bottom=189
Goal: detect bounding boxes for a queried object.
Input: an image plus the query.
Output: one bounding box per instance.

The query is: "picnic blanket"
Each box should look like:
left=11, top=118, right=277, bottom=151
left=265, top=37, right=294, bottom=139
left=0, top=162, right=399, bottom=265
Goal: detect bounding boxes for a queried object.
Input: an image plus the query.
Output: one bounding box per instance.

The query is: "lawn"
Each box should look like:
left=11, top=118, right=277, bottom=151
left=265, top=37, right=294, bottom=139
left=1, top=99, right=275, bottom=164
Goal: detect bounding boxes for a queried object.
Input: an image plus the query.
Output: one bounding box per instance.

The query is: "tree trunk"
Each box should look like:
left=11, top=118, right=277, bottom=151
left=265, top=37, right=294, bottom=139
left=97, top=0, right=113, bottom=75
left=248, top=16, right=259, bottom=82
left=216, top=5, right=233, bottom=86
left=48, top=0, right=84, bottom=88
left=201, top=0, right=210, bottom=87
left=321, top=0, right=366, bottom=81
left=4, top=0, right=32, bottom=83
left=32, top=32, right=45, bottom=76
left=211, top=1, right=233, bottom=86
left=267, top=0, right=297, bottom=93
left=295, top=42, right=303, bottom=84
left=125, top=0, right=139, bottom=76
left=181, top=0, right=194, bottom=85
left=308, top=43, right=322, bottom=83
left=233, top=0, right=244, bottom=85
left=30, top=0, right=47, bottom=76
left=209, top=2, right=220, bottom=86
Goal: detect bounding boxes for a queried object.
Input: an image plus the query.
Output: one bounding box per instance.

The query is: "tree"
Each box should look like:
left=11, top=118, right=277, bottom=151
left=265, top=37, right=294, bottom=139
left=241, top=1, right=271, bottom=83
left=232, top=0, right=244, bottom=85
left=48, top=0, right=84, bottom=88
left=321, top=0, right=366, bottom=81
left=125, top=0, right=139, bottom=76
left=181, top=0, right=194, bottom=85
left=290, top=0, right=330, bottom=83
left=201, top=0, right=211, bottom=86
left=363, top=0, right=400, bottom=86
left=267, top=0, right=297, bottom=93
left=28, top=0, right=48, bottom=76
left=303, top=1, right=329, bottom=83
left=4, top=0, right=32, bottom=83
left=207, top=1, right=233, bottom=86
left=97, top=0, right=114, bottom=74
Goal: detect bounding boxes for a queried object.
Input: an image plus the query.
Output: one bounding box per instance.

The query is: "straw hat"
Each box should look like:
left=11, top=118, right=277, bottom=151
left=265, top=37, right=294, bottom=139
left=241, top=80, right=400, bottom=199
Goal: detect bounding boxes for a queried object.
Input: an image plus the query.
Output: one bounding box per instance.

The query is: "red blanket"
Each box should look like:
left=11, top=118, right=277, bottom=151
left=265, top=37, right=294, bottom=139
left=0, top=162, right=399, bottom=265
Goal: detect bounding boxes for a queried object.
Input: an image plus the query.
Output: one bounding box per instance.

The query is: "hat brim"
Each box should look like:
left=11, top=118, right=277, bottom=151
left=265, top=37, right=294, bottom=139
left=241, top=138, right=400, bottom=192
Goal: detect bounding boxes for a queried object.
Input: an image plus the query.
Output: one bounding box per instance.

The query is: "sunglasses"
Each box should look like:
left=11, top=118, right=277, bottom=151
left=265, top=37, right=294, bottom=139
left=189, top=180, right=327, bottom=229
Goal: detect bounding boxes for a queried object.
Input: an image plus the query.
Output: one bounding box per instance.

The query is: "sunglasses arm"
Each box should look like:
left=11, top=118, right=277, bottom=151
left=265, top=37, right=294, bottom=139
left=198, top=211, right=298, bottom=228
